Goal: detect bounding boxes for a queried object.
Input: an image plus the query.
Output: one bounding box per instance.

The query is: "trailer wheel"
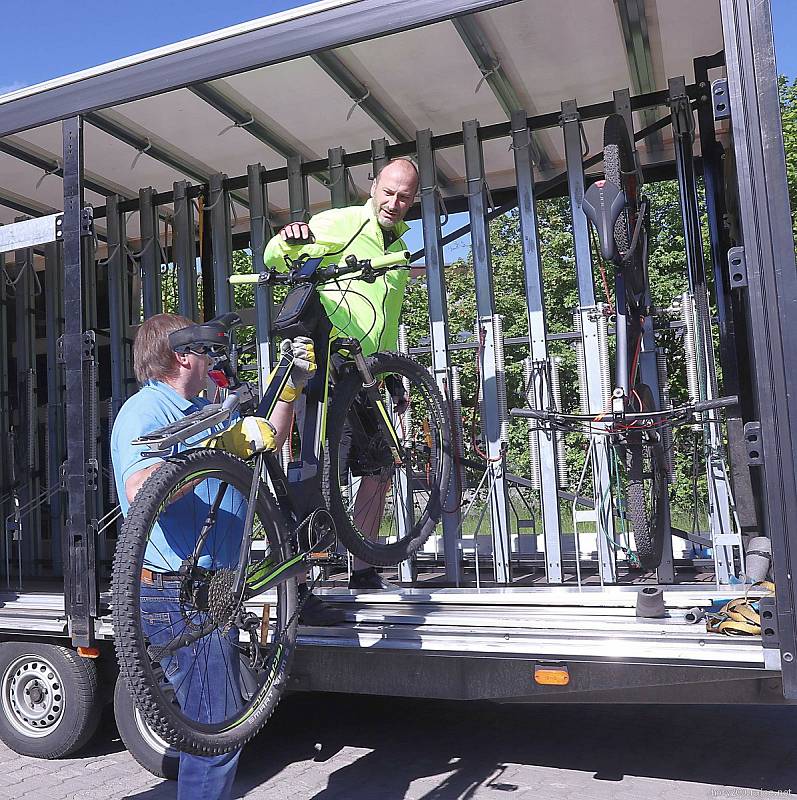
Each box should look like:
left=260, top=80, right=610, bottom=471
left=0, top=641, right=100, bottom=758
left=114, top=675, right=179, bottom=780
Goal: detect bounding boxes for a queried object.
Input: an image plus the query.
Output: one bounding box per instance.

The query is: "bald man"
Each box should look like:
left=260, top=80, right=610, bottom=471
left=263, top=158, right=418, bottom=594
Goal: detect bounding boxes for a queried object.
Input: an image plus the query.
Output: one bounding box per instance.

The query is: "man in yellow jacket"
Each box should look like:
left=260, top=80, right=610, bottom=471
left=264, top=158, right=418, bottom=593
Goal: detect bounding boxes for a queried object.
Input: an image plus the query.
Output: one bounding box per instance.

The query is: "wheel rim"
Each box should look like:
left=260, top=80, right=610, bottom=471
left=2, top=655, right=65, bottom=738
left=134, top=706, right=178, bottom=759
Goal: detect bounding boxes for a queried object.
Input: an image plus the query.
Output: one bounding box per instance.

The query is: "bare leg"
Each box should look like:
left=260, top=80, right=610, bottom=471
left=351, top=473, right=390, bottom=572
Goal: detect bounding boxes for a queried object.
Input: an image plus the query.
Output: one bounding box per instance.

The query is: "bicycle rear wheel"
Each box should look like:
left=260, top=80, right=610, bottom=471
left=323, top=352, right=452, bottom=566
left=603, top=114, right=646, bottom=298
left=112, top=449, right=298, bottom=756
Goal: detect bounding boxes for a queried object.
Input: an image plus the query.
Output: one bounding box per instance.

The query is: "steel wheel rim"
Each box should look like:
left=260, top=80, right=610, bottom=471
left=134, top=705, right=178, bottom=759
left=2, top=655, right=66, bottom=738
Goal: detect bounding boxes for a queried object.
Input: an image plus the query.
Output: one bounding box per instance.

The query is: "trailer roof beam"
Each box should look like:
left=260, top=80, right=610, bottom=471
left=615, top=0, right=661, bottom=139
left=0, top=136, right=133, bottom=199
left=188, top=82, right=331, bottom=188
left=85, top=111, right=251, bottom=209
left=0, top=188, right=55, bottom=218
left=452, top=14, right=549, bottom=169
left=311, top=50, right=457, bottom=191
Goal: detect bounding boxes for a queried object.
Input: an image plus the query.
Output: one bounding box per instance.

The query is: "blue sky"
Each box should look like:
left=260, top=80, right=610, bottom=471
left=1, top=0, right=794, bottom=256
left=1, top=0, right=793, bottom=92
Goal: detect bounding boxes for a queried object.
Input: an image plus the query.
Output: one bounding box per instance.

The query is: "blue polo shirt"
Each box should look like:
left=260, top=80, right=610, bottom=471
left=110, top=380, right=246, bottom=572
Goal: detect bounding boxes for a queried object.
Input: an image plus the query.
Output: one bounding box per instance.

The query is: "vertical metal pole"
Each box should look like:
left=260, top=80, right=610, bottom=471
left=694, top=56, right=740, bottom=395
left=173, top=181, right=198, bottom=320
left=719, top=0, right=797, bottom=692
left=107, top=196, right=132, bottom=422
left=670, top=76, right=736, bottom=582
left=463, top=119, right=512, bottom=583
left=248, top=164, right=276, bottom=391
left=395, top=324, right=417, bottom=584
left=80, top=209, right=105, bottom=568
left=613, top=91, right=675, bottom=583
left=562, top=100, right=616, bottom=583
left=209, top=173, right=233, bottom=316
left=288, top=157, right=309, bottom=223
left=138, top=187, right=161, bottom=319
left=329, top=147, right=350, bottom=209
left=0, top=250, right=9, bottom=576
left=417, top=130, right=463, bottom=584
left=371, top=138, right=389, bottom=180
left=44, top=241, right=64, bottom=574
left=14, top=243, right=38, bottom=578
left=511, top=110, right=563, bottom=583
left=62, top=116, right=97, bottom=645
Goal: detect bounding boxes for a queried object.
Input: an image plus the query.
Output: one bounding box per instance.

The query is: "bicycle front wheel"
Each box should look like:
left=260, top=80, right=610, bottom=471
left=112, top=449, right=298, bottom=756
left=626, top=438, right=668, bottom=571
left=324, top=352, right=452, bottom=566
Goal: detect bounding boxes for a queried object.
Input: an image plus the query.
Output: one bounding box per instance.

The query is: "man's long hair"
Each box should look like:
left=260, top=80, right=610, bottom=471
left=133, top=313, right=194, bottom=384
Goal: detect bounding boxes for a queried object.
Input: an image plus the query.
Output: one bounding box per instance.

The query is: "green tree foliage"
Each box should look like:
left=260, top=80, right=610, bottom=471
left=779, top=75, right=797, bottom=243
left=402, top=176, right=708, bottom=527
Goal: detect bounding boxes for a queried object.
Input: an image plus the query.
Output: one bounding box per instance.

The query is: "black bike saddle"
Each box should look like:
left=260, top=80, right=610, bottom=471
left=583, top=178, right=625, bottom=263
left=169, top=312, right=242, bottom=353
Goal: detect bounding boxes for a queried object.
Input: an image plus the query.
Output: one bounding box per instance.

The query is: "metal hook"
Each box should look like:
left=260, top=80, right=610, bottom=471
left=346, top=88, right=371, bottom=121
left=218, top=112, right=256, bottom=137
left=475, top=62, right=500, bottom=95
left=131, top=139, right=152, bottom=170
left=35, top=161, right=61, bottom=190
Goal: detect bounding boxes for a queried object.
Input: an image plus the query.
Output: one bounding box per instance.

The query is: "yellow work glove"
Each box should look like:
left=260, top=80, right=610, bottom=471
left=203, top=417, right=277, bottom=458
left=277, top=336, right=317, bottom=403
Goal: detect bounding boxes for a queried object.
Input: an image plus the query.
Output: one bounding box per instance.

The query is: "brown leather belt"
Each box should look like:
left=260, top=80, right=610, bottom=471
left=140, top=568, right=181, bottom=586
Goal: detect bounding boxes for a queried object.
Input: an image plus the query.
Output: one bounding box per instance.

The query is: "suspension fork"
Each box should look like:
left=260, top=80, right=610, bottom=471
left=343, top=340, right=403, bottom=461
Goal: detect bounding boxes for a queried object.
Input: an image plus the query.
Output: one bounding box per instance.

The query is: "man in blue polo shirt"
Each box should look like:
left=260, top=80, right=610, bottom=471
left=111, top=312, right=314, bottom=799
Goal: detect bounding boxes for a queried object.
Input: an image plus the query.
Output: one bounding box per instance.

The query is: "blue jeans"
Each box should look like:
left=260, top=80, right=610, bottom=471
left=140, top=580, right=242, bottom=800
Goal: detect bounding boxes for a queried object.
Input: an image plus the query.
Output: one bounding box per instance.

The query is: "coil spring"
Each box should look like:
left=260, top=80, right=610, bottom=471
left=493, top=315, right=509, bottom=445
left=523, top=358, right=541, bottom=491
left=550, top=356, right=569, bottom=489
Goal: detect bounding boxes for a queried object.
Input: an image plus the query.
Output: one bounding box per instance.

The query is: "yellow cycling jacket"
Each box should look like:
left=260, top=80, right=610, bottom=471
left=263, top=201, right=410, bottom=356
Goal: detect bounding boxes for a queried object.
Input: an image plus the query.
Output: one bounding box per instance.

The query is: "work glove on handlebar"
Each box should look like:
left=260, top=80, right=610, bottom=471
left=203, top=417, right=278, bottom=458
left=385, top=374, right=409, bottom=415
left=278, top=336, right=317, bottom=402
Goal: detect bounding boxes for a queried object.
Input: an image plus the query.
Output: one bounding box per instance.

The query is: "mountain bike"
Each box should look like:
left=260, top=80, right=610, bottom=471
left=512, top=393, right=739, bottom=563
left=571, top=113, right=671, bottom=570
left=112, top=250, right=452, bottom=756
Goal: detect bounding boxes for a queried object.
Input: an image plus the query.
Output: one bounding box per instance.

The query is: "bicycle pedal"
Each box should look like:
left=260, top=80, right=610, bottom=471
left=306, top=551, right=346, bottom=567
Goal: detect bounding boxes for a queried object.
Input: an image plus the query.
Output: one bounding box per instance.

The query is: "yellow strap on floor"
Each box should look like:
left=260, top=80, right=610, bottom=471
left=705, top=581, right=775, bottom=636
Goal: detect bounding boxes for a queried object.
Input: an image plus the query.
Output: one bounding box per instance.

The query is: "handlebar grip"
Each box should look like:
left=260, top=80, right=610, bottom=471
left=370, top=251, right=411, bottom=269
left=692, top=395, right=738, bottom=413
left=510, top=407, right=546, bottom=419
left=229, top=274, right=262, bottom=285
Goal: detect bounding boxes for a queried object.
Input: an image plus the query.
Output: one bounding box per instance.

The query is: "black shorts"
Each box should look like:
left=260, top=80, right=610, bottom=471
left=295, top=389, right=392, bottom=480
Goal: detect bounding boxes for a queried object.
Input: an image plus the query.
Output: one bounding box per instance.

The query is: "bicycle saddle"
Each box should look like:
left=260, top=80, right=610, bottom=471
left=169, top=312, right=242, bottom=353
left=582, top=179, right=626, bottom=263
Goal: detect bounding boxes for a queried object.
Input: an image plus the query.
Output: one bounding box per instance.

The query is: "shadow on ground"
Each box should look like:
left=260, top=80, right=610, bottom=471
left=79, top=693, right=797, bottom=799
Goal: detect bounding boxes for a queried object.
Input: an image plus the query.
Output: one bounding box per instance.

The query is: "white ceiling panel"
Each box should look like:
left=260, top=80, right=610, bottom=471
left=0, top=0, right=728, bottom=229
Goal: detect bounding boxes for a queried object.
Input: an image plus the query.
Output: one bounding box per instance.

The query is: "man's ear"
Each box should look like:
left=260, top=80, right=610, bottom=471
left=369, top=179, right=377, bottom=199
left=174, top=351, right=190, bottom=368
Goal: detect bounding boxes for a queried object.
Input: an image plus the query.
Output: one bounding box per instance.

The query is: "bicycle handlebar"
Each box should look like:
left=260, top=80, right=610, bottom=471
left=692, top=396, right=738, bottom=413
left=510, top=395, right=738, bottom=423
left=228, top=251, right=411, bottom=286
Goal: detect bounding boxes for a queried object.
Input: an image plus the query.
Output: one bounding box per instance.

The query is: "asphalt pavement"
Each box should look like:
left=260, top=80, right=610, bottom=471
left=2, top=693, right=796, bottom=799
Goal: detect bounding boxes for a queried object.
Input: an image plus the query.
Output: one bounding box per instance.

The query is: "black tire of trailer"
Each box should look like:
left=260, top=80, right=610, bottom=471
left=0, top=641, right=101, bottom=758
left=113, top=675, right=179, bottom=780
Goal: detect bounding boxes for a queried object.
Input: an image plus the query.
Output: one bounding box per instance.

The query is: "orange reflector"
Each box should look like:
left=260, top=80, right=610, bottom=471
left=77, top=647, right=100, bottom=659
left=534, top=664, right=569, bottom=686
